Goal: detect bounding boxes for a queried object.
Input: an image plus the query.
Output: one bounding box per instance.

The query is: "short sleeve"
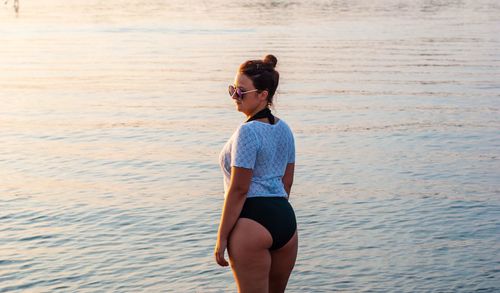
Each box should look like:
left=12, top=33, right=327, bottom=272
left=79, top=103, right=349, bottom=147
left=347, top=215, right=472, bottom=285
left=288, top=131, right=295, bottom=164
left=231, top=125, right=260, bottom=169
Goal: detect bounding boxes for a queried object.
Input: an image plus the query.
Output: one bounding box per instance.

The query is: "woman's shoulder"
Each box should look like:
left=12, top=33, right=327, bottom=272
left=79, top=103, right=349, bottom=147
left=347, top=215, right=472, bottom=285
left=233, top=122, right=258, bottom=138
left=276, top=118, right=293, bottom=132
left=235, top=117, right=293, bottom=134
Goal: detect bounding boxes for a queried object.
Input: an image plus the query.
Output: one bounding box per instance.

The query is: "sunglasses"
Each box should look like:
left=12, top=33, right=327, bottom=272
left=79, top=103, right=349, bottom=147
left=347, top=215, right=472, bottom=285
left=228, top=85, right=258, bottom=100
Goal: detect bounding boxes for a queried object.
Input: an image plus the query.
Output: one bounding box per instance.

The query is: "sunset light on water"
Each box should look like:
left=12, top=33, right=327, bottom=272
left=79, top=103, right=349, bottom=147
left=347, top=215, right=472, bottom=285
left=1, top=1, right=499, bottom=291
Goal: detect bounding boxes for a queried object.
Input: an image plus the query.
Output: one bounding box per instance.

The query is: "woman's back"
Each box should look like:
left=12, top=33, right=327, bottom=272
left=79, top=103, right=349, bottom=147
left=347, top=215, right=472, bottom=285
left=219, top=118, right=295, bottom=198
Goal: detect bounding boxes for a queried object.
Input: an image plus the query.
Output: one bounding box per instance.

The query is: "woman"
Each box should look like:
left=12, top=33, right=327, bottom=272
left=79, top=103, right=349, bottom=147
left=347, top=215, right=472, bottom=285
left=215, top=54, right=298, bottom=292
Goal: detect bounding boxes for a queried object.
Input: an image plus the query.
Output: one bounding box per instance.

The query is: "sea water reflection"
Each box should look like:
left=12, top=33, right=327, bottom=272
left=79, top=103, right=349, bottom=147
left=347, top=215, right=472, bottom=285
left=0, top=0, right=499, bottom=292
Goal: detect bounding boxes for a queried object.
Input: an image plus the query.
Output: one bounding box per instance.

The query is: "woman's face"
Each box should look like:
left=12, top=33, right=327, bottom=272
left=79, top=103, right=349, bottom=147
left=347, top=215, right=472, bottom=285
left=232, top=73, right=267, bottom=115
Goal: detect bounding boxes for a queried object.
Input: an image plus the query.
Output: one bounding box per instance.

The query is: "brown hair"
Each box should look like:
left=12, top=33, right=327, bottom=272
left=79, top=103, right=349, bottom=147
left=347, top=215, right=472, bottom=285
left=239, top=54, right=280, bottom=108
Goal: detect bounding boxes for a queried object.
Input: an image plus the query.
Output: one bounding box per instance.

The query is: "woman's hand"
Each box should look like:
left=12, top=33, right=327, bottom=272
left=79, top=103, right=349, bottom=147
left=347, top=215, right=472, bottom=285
left=214, top=238, right=229, bottom=267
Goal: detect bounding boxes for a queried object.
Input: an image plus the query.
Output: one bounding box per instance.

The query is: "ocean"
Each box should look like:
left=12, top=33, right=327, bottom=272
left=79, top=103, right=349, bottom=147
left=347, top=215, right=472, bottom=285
left=1, top=0, right=499, bottom=291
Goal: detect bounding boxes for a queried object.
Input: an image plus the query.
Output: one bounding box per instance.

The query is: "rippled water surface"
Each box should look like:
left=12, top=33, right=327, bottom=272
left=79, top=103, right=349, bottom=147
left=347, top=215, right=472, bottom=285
left=1, top=0, right=499, bottom=292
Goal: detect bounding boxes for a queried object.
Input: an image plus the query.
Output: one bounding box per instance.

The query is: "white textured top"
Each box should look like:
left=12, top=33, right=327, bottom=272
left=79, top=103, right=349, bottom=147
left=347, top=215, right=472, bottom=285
left=219, top=119, right=295, bottom=198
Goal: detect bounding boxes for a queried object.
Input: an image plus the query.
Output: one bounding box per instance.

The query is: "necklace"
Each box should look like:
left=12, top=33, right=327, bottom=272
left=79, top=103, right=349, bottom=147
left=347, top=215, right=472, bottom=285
left=246, top=107, right=275, bottom=125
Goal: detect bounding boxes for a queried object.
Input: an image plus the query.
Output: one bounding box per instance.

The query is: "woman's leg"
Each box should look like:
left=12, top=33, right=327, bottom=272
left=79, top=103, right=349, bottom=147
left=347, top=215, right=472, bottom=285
left=268, top=230, right=298, bottom=293
left=227, top=218, right=273, bottom=293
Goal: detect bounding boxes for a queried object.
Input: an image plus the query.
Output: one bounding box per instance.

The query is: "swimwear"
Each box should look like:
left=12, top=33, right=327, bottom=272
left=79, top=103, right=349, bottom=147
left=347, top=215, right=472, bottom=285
left=239, top=196, right=297, bottom=251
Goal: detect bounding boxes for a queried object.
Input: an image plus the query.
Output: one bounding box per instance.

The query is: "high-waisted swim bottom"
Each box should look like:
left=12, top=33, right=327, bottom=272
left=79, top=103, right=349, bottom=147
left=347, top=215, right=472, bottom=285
left=239, top=196, right=297, bottom=251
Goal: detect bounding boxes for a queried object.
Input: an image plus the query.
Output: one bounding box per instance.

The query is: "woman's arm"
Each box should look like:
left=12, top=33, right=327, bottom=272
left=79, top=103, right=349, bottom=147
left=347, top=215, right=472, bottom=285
left=217, top=166, right=253, bottom=243
left=282, top=163, right=295, bottom=199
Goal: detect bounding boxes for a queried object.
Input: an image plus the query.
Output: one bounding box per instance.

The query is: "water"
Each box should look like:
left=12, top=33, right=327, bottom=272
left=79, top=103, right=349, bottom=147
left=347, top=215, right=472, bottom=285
left=1, top=0, right=499, bottom=291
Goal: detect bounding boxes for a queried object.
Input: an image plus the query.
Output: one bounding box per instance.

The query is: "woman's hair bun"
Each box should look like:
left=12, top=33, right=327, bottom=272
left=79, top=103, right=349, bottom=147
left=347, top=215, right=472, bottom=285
left=263, top=54, right=278, bottom=69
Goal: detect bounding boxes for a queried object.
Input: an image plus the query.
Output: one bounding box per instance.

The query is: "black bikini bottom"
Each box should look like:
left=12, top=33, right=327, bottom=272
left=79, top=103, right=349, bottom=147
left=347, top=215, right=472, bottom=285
left=239, top=196, right=297, bottom=251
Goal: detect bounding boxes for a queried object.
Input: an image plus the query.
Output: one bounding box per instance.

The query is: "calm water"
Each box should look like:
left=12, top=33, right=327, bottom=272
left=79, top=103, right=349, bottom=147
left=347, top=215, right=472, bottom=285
left=1, top=0, right=499, bottom=292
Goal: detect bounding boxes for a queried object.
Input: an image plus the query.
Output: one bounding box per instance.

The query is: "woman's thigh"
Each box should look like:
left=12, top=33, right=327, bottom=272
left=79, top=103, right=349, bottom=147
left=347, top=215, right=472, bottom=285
left=269, top=230, right=298, bottom=292
left=227, top=218, right=273, bottom=292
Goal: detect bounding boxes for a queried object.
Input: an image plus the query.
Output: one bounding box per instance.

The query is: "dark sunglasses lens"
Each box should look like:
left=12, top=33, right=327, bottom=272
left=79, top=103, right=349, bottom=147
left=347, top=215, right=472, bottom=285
left=228, top=85, right=236, bottom=98
left=228, top=85, right=243, bottom=99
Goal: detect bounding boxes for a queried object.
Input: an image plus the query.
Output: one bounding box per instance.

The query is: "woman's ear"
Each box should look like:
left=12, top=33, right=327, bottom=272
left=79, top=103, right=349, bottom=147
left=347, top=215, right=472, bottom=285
left=259, top=90, right=269, bottom=102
